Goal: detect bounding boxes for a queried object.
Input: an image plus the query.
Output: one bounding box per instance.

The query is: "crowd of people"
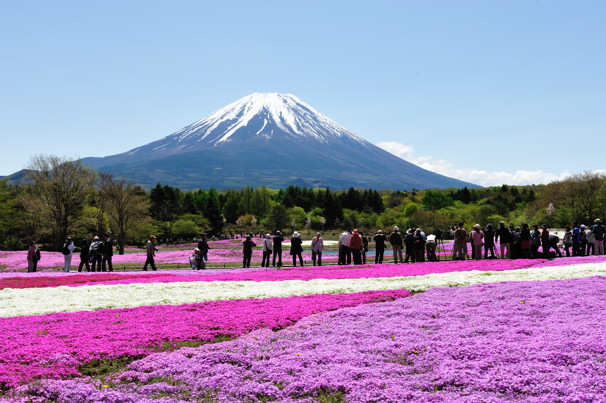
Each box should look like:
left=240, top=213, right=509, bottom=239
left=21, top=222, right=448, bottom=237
left=25, top=218, right=605, bottom=272
left=52, top=233, right=116, bottom=273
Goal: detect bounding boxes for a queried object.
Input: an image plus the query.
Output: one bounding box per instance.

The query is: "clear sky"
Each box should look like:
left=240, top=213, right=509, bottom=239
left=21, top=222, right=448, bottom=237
left=1, top=0, right=604, bottom=186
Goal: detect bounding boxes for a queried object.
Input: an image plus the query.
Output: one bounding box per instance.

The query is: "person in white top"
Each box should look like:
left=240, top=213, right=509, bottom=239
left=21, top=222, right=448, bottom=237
left=262, top=234, right=273, bottom=267
left=62, top=237, right=74, bottom=272
left=338, top=229, right=352, bottom=265
left=311, top=232, right=324, bottom=266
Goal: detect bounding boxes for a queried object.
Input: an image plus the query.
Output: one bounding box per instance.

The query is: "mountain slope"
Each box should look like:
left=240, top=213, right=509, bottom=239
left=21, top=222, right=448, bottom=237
left=82, top=93, right=477, bottom=190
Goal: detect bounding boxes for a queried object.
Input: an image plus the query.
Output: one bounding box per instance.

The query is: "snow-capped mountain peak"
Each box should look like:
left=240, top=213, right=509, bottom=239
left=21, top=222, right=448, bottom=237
left=132, top=93, right=367, bottom=155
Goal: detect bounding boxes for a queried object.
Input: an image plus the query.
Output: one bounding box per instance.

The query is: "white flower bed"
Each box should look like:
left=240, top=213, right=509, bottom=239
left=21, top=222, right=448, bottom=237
left=1, top=261, right=605, bottom=318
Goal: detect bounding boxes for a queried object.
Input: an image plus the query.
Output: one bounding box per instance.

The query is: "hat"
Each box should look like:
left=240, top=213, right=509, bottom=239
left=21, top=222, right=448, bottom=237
left=93, top=236, right=99, bottom=241
left=473, top=224, right=480, bottom=229
left=316, top=232, right=321, bottom=235
left=393, top=226, right=399, bottom=231
left=377, top=230, right=383, bottom=234
left=596, top=219, right=602, bottom=223
left=276, top=230, right=281, bottom=235
left=353, top=229, right=359, bottom=234
left=581, top=224, right=586, bottom=229
left=293, top=231, right=300, bottom=238
left=67, top=237, right=72, bottom=242
left=266, top=233, right=271, bottom=239
left=150, top=235, right=156, bottom=239
left=194, top=248, right=200, bottom=253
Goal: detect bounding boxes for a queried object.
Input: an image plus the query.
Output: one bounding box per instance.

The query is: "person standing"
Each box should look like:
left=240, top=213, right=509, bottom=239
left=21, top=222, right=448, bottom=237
left=373, top=230, right=387, bottom=264
left=530, top=225, right=541, bottom=258
left=361, top=232, right=369, bottom=264
left=586, top=226, right=595, bottom=256
left=311, top=232, right=324, bottom=266
left=27, top=241, right=38, bottom=273
left=350, top=229, right=363, bottom=265
left=89, top=236, right=104, bottom=272
left=102, top=233, right=114, bottom=272
left=62, top=237, right=74, bottom=272
left=580, top=225, right=588, bottom=256
left=78, top=238, right=91, bottom=272
left=338, top=229, right=352, bottom=265
left=389, top=226, right=403, bottom=264
left=404, top=229, right=416, bottom=263
left=196, top=234, right=210, bottom=268
left=484, top=224, right=496, bottom=258
left=494, top=221, right=511, bottom=259
left=540, top=225, right=551, bottom=259
left=563, top=226, right=573, bottom=257
left=592, top=219, right=605, bottom=255
left=242, top=235, right=256, bottom=268
left=572, top=222, right=581, bottom=256
left=290, top=231, right=304, bottom=267
left=262, top=234, right=273, bottom=267
left=471, top=224, right=484, bottom=260
left=144, top=235, right=158, bottom=271
left=413, top=228, right=426, bottom=263
left=272, top=230, right=284, bottom=267
left=453, top=223, right=469, bottom=260
left=520, top=223, right=532, bottom=259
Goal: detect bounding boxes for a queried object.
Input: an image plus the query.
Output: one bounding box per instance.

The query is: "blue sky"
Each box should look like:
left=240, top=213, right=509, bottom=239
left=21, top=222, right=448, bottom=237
left=1, top=0, right=604, bottom=186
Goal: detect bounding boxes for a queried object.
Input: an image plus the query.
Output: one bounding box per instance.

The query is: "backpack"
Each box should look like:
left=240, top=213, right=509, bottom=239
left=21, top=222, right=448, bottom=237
left=62, top=243, right=70, bottom=255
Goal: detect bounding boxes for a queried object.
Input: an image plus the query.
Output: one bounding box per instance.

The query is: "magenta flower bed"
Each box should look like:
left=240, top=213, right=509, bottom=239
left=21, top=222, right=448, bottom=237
left=20, top=276, right=605, bottom=402
left=0, top=289, right=409, bottom=388
left=0, top=273, right=176, bottom=290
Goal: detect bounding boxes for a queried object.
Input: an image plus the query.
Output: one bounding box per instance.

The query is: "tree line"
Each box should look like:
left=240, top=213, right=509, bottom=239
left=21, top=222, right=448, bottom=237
left=0, top=155, right=604, bottom=253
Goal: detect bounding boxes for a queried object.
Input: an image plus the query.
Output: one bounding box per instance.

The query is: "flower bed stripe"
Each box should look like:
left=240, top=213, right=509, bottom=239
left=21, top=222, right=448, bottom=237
left=12, top=276, right=606, bottom=402
left=0, top=290, right=409, bottom=388
left=5, top=255, right=605, bottom=290
left=1, top=261, right=605, bottom=318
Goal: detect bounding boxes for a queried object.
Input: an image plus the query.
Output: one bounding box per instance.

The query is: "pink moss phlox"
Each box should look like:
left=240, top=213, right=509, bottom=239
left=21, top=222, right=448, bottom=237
left=0, top=289, right=410, bottom=388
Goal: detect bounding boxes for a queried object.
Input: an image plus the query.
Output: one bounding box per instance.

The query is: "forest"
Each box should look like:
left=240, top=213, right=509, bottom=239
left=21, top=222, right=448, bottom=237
left=0, top=155, right=604, bottom=253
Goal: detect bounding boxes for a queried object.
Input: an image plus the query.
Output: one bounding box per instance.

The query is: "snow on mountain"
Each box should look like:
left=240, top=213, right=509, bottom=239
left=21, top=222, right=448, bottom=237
left=82, top=93, right=478, bottom=190
left=127, top=93, right=367, bottom=156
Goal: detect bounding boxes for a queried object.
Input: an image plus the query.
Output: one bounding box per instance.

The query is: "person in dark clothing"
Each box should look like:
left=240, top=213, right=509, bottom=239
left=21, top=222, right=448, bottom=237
left=510, top=225, right=521, bottom=259
left=373, top=230, right=387, bottom=264
left=592, top=219, right=605, bottom=255
left=520, top=223, right=532, bottom=259
left=413, top=228, right=426, bottom=263
left=404, top=229, right=416, bottom=263
left=389, top=227, right=403, bottom=263
left=272, top=231, right=284, bottom=267
left=572, top=222, right=581, bottom=256
left=484, top=224, right=496, bottom=258
left=540, top=225, right=551, bottom=259
left=361, top=232, right=369, bottom=264
left=89, top=236, right=104, bottom=272
left=78, top=238, right=91, bottom=272
left=547, top=234, right=563, bottom=258
left=197, top=234, right=210, bottom=268
left=102, top=233, right=114, bottom=272
left=242, top=235, right=256, bottom=268
left=530, top=225, right=541, bottom=258
left=494, top=221, right=511, bottom=259
left=290, top=231, right=304, bottom=266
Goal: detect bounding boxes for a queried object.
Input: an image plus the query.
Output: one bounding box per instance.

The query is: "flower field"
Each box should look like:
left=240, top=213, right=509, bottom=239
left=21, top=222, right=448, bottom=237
left=1, top=243, right=605, bottom=401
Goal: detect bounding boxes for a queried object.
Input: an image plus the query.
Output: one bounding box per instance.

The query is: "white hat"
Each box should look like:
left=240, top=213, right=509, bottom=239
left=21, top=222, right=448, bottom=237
left=293, top=231, right=300, bottom=237
left=393, top=226, right=399, bottom=231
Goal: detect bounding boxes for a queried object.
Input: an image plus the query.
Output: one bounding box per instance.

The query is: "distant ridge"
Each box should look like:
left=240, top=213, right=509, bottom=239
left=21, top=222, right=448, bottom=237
left=75, top=93, right=476, bottom=190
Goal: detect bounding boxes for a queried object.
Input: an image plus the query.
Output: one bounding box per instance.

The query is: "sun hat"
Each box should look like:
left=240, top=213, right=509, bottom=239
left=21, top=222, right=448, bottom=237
left=150, top=235, right=156, bottom=239
left=293, top=231, right=300, bottom=237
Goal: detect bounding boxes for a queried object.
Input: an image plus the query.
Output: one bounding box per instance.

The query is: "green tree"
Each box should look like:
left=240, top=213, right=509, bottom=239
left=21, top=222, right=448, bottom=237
left=267, top=204, right=288, bottom=231
left=25, top=155, right=96, bottom=249
left=98, top=173, right=150, bottom=254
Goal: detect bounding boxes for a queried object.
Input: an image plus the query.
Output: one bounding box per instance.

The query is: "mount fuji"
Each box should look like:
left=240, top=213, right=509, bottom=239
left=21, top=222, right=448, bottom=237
left=82, top=93, right=476, bottom=190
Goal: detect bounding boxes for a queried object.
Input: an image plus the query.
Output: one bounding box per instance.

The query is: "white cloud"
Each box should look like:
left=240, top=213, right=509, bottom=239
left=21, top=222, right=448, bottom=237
left=377, top=141, right=578, bottom=186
